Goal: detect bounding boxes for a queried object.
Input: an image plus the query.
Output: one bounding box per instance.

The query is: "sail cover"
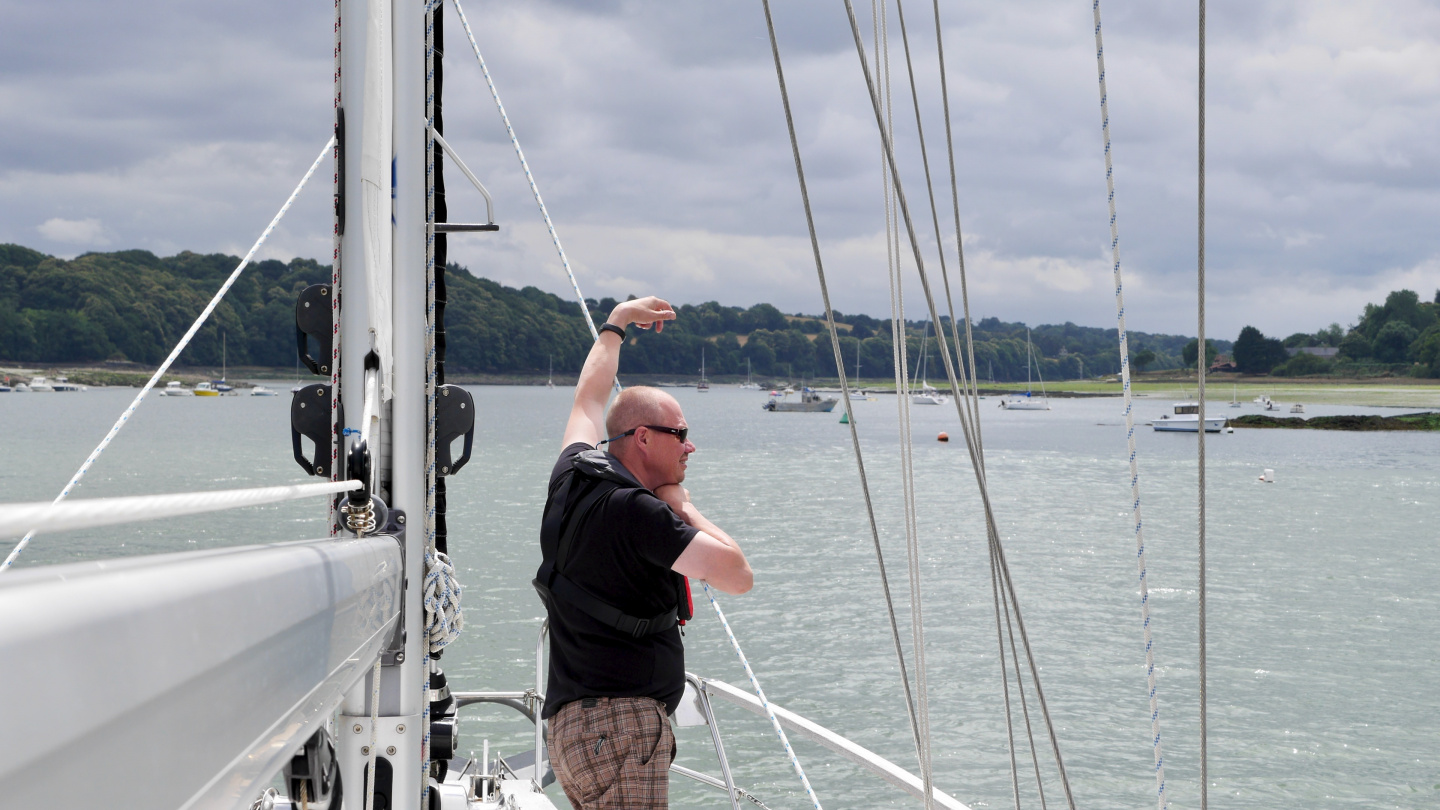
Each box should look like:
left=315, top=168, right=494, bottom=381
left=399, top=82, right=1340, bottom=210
left=361, top=0, right=394, bottom=399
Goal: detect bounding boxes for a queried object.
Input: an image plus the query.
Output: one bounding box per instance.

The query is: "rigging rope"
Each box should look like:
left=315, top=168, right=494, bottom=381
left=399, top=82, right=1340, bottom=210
left=703, top=582, right=824, bottom=810
left=760, top=0, right=923, bottom=770
left=873, top=2, right=940, bottom=801
left=449, top=0, right=600, bottom=345
left=927, top=0, right=986, bottom=453
left=894, top=3, right=1053, bottom=800
left=1090, top=2, right=1169, bottom=806
left=839, top=3, right=1079, bottom=806
left=0, top=136, right=334, bottom=573
left=999, top=563, right=1049, bottom=810
left=0, top=479, right=360, bottom=541
left=364, top=656, right=382, bottom=810
left=450, top=0, right=620, bottom=392
left=1197, top=3, right=1210, bottom=808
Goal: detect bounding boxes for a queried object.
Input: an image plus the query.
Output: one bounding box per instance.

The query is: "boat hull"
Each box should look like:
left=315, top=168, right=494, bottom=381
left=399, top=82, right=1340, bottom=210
left=765, top=400, right=837, bottom=412
left=1001, top=398, right=1049, bottom=410
left=1150, top=415, right=1227, bottom=432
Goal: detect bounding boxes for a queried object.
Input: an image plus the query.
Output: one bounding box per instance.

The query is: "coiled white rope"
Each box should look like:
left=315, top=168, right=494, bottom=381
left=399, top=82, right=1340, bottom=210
left=0, top=479, right=360, bottom=540
left=423, top=549, right=464, bottom=651
left=702, top=581, right=823, bottom=810
left=0, top=136, right=335, bottom=573
left=1090, top=3, right=1168, bottom=808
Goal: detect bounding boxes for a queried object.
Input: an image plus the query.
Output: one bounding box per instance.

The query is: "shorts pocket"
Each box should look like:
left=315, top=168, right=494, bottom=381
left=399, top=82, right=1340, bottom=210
left=565, top=730, right=634, bottom=806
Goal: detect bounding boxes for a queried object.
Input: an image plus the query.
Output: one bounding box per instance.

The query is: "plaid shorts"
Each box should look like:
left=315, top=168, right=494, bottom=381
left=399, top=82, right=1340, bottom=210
left=548, top=696, right=676, bottom=809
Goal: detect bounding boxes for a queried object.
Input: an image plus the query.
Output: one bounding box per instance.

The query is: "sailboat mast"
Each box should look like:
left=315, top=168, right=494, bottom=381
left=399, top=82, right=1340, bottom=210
left=1026, top=327, right=1033, bottom=393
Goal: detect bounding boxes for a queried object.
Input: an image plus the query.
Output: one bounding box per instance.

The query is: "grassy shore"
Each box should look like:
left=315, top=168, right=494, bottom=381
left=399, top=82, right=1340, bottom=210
left=7, top=364, right=1438, bottom=409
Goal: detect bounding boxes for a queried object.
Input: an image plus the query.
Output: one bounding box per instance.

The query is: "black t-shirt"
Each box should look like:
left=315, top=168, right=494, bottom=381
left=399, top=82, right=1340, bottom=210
left=540, top=442, right=698, bottom=718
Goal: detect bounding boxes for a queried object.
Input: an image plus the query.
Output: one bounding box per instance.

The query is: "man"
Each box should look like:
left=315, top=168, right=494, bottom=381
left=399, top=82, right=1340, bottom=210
left=537, top=295, right=752, bottom=809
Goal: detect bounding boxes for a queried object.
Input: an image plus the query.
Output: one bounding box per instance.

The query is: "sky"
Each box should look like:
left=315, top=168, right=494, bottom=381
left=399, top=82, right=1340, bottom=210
left=2, top=0, right=1438, bottom=340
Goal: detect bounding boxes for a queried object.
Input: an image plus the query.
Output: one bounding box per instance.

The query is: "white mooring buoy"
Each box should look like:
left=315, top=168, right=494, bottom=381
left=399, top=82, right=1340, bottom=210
left=1258, top=468, right=1275, bottom=483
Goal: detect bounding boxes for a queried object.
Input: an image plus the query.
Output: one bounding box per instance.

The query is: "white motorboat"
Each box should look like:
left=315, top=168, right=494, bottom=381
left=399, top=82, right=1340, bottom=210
left=1290, top=403, right=1305, bottom=414
left=159, top=380, right=194, bottom=397
left=52, top=377, right=87, bottom=392
left=1151, top=402, right=1227, bottom=432
left=27, top=376, right=55, bottom=392
left=250, top=385, right=278, bottom=397
left=764, top=387, right=838, bottom=412
left=193, top=381, right=221, bottom=397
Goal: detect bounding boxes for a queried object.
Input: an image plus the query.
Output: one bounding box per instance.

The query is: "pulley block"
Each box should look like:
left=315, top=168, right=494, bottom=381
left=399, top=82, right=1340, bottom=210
left=290, top=383, right=342, bottom=477
left=295, top=284, right=335, bottom=376
left=434, top=384, right=475, bottom=476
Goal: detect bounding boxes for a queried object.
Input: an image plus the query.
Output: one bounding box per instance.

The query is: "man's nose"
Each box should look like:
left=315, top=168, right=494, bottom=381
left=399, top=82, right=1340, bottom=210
left=683, top=439, right=696, bottom=453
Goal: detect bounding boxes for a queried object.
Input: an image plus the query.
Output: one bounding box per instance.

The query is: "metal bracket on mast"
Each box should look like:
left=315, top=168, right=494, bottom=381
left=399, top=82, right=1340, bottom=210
left=427, top=124, right=499, bottom=233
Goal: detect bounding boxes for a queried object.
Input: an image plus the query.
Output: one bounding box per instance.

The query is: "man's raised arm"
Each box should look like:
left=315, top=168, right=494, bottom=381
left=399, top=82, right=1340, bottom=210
left=561, top=296, right=676, bottom=449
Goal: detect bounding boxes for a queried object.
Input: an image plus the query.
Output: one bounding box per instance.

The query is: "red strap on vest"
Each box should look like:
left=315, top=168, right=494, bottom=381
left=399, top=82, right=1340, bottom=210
left=678, top=578, right=693, bottom=626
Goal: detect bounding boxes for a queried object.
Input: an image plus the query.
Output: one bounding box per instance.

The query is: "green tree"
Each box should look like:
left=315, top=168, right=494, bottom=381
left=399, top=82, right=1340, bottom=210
left=1272, top=352, right=1334, bottom=377
left=1315, top=323, right=1344, bottom=347
left=1132, top=348, right=1156, bottom=371
left=1338, top=330, right=1372, bottom=360
left=1232, top=326, right=1287, bottom=373
left=1183, top=338, right=1220, bottom=369
left=1412, top=324, right=1440, bottom=377
left=1373, top=320, right=1419, bottom=363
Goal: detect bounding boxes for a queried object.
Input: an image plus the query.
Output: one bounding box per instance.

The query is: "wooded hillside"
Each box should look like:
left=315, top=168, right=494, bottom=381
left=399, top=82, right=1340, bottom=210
left=0, top=244, right=1218, bottom=381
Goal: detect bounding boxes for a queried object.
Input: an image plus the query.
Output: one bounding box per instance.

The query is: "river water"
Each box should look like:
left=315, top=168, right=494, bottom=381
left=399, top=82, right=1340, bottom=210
left=3, top=385, right=1438, bottom=809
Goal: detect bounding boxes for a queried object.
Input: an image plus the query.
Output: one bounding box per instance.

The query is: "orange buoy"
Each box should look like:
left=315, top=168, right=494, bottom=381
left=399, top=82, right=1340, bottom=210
left=937, top=432, right=949, bottom=442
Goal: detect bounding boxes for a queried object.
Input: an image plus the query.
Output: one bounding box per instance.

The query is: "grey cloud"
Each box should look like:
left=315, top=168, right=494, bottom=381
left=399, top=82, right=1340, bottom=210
left=4, top=0, right=1438, bottom=340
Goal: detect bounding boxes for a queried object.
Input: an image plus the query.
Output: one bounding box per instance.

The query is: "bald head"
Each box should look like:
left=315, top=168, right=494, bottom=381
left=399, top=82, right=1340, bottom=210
left=606, top=386, right=676, bottom=440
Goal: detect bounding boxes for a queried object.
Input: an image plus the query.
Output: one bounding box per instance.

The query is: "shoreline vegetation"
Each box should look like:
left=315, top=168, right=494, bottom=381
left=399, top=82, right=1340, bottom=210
left=1231, top=412, right=1440, bottom=431
left=2, top=244, right=1437, bottom=408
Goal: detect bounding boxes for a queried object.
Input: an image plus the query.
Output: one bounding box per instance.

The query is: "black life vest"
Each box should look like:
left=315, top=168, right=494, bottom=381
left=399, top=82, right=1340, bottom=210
left=534, top=449, right=694, bottom=638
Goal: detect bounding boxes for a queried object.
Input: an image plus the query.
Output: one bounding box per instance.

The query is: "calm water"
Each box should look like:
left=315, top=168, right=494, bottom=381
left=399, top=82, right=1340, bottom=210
left=3, top=385, right=1439, bottom=809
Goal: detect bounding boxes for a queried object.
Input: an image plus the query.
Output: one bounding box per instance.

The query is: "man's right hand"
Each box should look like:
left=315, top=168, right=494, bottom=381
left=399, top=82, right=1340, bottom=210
left=609, top=296, right=676, bottom=333
left=562, top=294, right=678, bottom=450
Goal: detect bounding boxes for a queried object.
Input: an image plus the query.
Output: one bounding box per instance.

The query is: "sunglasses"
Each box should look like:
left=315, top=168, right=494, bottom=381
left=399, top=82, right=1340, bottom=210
left=601, top=424, right=689, bottom=445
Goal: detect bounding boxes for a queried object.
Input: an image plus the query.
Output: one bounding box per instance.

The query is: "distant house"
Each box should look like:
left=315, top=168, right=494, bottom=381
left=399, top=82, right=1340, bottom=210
left=1286, top=346, right=1339, bottom=358
left=1209, top=355, right=1237, bottom=373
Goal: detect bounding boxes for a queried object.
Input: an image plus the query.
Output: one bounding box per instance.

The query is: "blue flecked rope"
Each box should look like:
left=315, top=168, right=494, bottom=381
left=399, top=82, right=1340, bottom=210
left=702, top=581, right=824, bottom=810
left=1092, top=2, right=1167, bottom=807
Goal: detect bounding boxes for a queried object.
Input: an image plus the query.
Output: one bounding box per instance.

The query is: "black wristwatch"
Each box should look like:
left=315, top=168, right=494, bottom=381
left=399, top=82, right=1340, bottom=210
left=598, top=323, right=627, bottom=341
